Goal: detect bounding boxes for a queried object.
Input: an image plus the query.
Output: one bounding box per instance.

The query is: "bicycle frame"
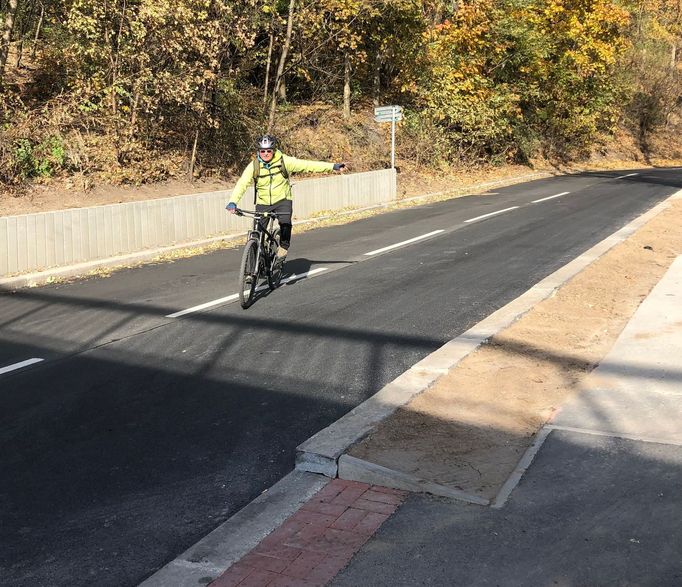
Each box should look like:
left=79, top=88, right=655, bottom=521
left=239, top=209, right=281, bottom=276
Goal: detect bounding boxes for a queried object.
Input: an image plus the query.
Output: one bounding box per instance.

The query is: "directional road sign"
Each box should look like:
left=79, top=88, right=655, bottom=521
left=374, top=105, right=403, bottom=123
left=374, top=105, right=403, bottom=168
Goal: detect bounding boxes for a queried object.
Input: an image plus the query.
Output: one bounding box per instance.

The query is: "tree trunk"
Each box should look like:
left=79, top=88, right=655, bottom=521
left=278, top=75, right=287, bottom=100
left=189, top=128, right=200, bottom=182
left=15, top=38, right=23, bottom=68
left=129, top=86, right=140, bottom=135
left=188, top=83, right=209, bottom=181
left=263, top=10, right=275, bottom=105
left=343, top=53, right=351, bottom=120
left=111, top=0, right=128, bottom=118
left=672, top=1, right=681, bottom=69
left=372, top=51, right=382, bottom=106
left=0, top=0, right=20, bottom=85
left=268, top=0, right=295, bottom=132
left=31, top=1, right=44, bottom=59
left=671, top=43, right=677, bottom=69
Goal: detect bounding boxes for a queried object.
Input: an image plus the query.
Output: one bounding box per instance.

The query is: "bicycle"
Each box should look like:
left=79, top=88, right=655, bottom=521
left=234, top=208, right=284, bottom=308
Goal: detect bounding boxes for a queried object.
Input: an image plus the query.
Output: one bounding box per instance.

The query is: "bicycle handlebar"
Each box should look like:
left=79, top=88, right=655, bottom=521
left=234, top=208, right=282, bottom=218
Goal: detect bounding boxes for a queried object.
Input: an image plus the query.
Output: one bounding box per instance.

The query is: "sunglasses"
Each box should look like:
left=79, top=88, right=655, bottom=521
left=259, top=149, right=273, bottom=155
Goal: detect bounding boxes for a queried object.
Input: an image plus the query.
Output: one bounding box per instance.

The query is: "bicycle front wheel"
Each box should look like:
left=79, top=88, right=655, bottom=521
left=267, top=228, right=283, bottom=291
left=239, top=239, right=259, bottom=308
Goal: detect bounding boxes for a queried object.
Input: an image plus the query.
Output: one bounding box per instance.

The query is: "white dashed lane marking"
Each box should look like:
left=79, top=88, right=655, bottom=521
left=464, top=206, right=519, bottom=224
left=166, top=268, right=329, bottom=318
left=0, top=358, right=44, bottom=376
left=364, top=230, right=445, bottom=257
left=532, top=191, right=570, bottom=203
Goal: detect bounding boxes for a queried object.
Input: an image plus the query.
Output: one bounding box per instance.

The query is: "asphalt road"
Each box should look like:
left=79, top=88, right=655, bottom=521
left=1, top=168, right=681, bottom=586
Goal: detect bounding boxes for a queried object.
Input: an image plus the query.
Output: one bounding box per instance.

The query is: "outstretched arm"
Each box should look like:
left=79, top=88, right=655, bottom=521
left=282, top=155, right=337, bottom=174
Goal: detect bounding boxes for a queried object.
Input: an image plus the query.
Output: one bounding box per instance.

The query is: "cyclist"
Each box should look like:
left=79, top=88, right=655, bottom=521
left=226, top=135, right=346, bottom=259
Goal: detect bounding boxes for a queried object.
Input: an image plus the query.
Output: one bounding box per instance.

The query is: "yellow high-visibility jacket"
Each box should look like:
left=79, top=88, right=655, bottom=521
left=229, top=150, right=334, bottom=207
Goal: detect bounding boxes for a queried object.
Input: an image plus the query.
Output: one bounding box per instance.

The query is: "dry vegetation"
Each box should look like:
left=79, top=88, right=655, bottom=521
left=1, top=0, right=681, bottom=214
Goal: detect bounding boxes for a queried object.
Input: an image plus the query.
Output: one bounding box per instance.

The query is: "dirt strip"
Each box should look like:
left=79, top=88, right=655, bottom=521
left=348, top=198, right=682, bottom=500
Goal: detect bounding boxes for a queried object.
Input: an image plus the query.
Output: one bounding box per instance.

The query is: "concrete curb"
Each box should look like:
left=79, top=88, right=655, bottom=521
left=295, top=187, right=682, bottom=480
left=139, top=470, right=329, bottom=587
left=491, top=426, right=555, bottom=509
left=0, top=170, right=552, bottom=290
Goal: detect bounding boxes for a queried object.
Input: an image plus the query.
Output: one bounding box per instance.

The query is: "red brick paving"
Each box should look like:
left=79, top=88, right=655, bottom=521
left=353, top=511, right=390, bottom=535
left=208, top=480, right=408, bottom=587
left=361, top=489, right=404, bottom=505
left=349, top=498, right=399, bottom=515
left=329, top=507, right=368, bottom=531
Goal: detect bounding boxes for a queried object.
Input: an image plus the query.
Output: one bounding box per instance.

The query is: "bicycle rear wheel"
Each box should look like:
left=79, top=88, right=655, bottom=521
left=239, top=239, right=259, bottom=308
left=267, top=228, right=283, bottom=290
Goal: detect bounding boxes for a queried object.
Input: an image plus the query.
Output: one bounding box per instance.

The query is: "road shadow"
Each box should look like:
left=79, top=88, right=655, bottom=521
left=2, top=287, right=682, bottom=586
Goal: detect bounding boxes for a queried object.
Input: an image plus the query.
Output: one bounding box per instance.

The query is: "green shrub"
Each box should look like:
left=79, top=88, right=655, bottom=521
left=12, top=136, right=68, bottom=180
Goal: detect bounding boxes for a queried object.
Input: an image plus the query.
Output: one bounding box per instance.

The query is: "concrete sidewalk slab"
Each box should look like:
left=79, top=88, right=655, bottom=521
left=554, top=255, right=682, bottom=441
left=331, top=429, right=682, bottom=587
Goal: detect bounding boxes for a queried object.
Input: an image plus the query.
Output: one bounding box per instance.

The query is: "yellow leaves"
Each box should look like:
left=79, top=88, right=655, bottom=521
left=410, top=0, right=639, bottom=160
left=518, top=0, right=631, bottom=81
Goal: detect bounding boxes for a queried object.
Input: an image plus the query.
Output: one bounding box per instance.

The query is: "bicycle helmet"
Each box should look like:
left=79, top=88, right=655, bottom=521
left=256, top=134, right=277, bottom=151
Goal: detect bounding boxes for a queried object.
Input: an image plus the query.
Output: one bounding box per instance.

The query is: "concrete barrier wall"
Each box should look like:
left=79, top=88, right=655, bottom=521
left=0, top=169, right=396, bottom=277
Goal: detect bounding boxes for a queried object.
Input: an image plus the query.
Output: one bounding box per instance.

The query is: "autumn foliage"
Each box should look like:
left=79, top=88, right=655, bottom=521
left=0, top=0, right=680, bottom=188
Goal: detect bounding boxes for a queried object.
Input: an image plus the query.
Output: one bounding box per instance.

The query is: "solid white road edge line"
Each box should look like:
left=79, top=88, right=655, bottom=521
left=166, top=267, right=329, bottom=318
left=532, top=191, right=570, bottom=203
left=615, top=173, right=639, bottom=179
left=0, top=358, right=44, bottom=375
left=364, top=230, right=445, bottom=256
left=464, top=206, right=519, bottom=223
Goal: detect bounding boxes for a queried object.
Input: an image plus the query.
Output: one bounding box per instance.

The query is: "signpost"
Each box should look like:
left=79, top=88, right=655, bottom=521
left=374, top=105, right=403, bottom=169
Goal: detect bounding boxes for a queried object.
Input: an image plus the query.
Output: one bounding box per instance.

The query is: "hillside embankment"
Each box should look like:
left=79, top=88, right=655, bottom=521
left=2, top=104, right=682, bottom=218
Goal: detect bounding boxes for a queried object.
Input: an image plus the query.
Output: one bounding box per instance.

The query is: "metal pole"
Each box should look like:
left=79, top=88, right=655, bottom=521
left=391, top=107, right=396, bottom=169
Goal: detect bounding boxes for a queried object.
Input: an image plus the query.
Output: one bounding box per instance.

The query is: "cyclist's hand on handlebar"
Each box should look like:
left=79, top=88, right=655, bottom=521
left=333, top=163, right=347, bottom=172
left=226, top=202, right=237, bottom=214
